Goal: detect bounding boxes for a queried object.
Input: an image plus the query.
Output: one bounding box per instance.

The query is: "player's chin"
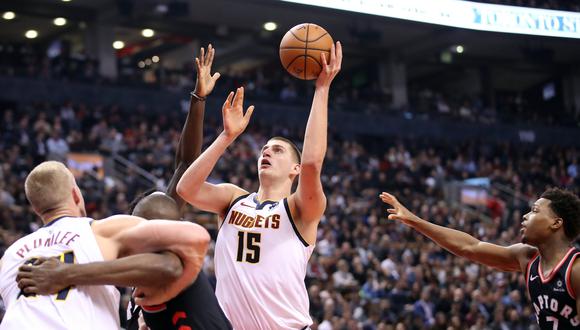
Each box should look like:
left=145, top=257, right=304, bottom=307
left=521, top=234, right=537, bottom=246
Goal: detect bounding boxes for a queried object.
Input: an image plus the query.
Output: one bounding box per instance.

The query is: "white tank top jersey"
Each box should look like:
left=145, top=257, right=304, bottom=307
left=215, top=193, right=315, bottom=330
left=0, top=216, right=120, bottom=330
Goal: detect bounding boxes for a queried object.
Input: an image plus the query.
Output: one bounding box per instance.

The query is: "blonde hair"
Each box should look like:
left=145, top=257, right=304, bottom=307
left=25, top=161, right=75, bottom=214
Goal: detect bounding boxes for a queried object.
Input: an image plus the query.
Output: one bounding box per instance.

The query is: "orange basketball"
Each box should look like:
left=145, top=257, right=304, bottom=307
left=279, top=23, right=334, bottom=80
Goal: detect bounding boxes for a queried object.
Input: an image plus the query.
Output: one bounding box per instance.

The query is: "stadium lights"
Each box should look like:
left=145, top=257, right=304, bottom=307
left=53, top=17, right=67, bottom=26
left=152, top=55, right=160, bottom=63
left=142, top=29, right=155, bottom=38
left=25, top=30, right=38, bottom=39
left=138, top=61, right=145, bottom=68
left=455, top=45, right=464, bottom=53
left=3, top=12, right=15, bottom=20
left=263, top=22, right=278, bottom=31
left=113, top=41, right=125, bottom=49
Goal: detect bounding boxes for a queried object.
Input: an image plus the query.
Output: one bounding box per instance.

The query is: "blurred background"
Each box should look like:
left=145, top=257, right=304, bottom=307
left=1, top=0, right=580, bottom=329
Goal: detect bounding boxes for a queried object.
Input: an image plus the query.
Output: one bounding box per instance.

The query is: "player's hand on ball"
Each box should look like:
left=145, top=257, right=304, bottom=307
left=221, top=87, right=254, bottom=140
left=316, top=41, right=342, bottom=89
left=380, top=192, right=418, bottom=225
left=16, top=257, right=70, bottom=295
left=194, top=44, right=221, bottom=98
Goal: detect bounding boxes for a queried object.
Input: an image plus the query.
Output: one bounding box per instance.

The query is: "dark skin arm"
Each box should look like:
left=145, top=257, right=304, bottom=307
left=380, top=192, right=537, bottom=272
left=17, top=253, right=183, bottom=295
left=167, top=44, right=220, bottom=210
left=16, top=47, right=219, bottom=300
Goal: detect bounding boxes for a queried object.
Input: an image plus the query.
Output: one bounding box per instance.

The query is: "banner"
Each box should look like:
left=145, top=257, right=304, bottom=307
left=67, top=153, right=104, bottom=179
left=281, top=0, right=580, bottom=39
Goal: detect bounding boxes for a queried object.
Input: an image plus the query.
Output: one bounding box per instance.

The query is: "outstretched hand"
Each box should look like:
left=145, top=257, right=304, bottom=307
left=194, top=44, right=221, bottom=98
left=316, top=41, right=342, bottom=89
left=221, top=87, right=254, bottom=140
left=379, top=192, right=419, bottom=225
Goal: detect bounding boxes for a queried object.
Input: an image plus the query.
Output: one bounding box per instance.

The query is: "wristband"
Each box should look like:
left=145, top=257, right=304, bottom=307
left=190, top=92, right=206, bottom=101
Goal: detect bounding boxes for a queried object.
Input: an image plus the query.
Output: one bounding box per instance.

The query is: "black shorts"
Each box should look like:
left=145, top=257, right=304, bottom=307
left=127, top=271, right=231, bottom=330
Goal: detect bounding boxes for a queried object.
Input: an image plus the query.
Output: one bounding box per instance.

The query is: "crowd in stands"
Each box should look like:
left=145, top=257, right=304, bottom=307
left=2, top=42, right=579, bottom=128
left=1, top=98, right=578, bottom=329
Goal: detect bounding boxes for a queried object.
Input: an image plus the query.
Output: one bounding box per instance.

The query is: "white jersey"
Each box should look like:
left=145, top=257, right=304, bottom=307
left=215, top=193, right=315, bottom=330
left=0, top=216, right=120, bottom=330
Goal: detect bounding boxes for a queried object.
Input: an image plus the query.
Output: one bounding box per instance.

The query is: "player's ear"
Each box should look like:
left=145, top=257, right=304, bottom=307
left=291, top=163, right=301, bottom=176
left=72, top=186, right=81, bottom=205
left=551, top=217, right=563, bottom=230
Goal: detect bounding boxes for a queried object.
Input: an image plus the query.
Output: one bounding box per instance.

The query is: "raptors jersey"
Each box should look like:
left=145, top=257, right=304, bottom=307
left=526, top=247, right=580, bottom=329
left=0, top=216, right=120, bottom=329
left=215, top=193, right=315, bottom=330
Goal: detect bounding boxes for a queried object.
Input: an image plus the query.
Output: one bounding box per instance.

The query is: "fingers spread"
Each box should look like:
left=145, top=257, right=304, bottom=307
left=23, top=286, right=38, bottom=294
left=18, top=264, right=33, bottom=272
left=207, top=44, right=214, bottom=66
left=320, top=52, right=327, bottom=67
left=244, top=105, right=255, bottom=121
left=233, top=87, right=244, bottom=107
left=329, top=43, right=336, bottom=65
left=335, top=41, right=343, bottom=68
left=18, top=278, right=35, bottom=290
left=195, top=57, right=201, bottom=71
left=222, top=91, right=234, bottom=110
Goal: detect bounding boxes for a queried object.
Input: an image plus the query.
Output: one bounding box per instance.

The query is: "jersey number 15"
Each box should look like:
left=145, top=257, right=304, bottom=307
left=236, top=231, right=261, bottom=264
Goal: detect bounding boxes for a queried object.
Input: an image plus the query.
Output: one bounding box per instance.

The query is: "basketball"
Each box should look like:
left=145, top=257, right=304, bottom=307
left=279, top=23, right=334, bottom=80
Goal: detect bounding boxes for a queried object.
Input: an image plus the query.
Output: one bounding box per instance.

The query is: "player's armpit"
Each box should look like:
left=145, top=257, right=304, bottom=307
left=465, top=242, right=536, bottom=272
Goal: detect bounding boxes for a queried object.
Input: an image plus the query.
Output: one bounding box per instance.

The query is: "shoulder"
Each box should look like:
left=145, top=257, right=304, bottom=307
left=218, top=183, right=249, bottom=197
left=91, top=215, right=145, bottom=238
left=508, top=243, right=538, bottom=271
left=219, top=184, right=250, bottom=216
left=568, top=255, right=580, bottom=299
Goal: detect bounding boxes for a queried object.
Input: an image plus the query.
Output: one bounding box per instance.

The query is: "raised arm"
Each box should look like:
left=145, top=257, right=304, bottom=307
left=176, top=87, right=253, bottom=218
left=288, top=42, right=342, bottom=243
left=17, top=252, right=182, bottom=295
left=166, top=45, right=220, bottom=211
left=380, top=192, right=537, bottom=272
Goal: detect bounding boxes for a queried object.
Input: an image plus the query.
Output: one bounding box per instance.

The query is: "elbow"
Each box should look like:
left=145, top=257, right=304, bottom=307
left=160, top=254, right=184, bottom=281
left=186, top=223, right=211, bottom=256
left=196, top=227, right=211, bottom=254
left=176, top=181, right=188, bottom=200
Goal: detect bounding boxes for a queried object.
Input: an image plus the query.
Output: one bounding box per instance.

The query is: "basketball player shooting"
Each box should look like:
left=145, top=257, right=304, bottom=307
left=380, top=189, right=580, bottom=329
left=176, top=41, right=342, bottom=329
left=15, top=45, right=232, bottom=330
left=0, top=161, right=210, bottom=329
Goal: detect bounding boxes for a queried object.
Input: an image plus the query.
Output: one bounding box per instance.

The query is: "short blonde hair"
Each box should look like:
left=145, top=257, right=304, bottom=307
left=25, top=161, right=74, bottom=214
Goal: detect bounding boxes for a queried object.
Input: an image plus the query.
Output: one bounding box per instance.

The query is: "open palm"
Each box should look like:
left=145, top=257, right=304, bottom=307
left=222, top=87, right=254, bottom=139
left=194, top=44, right=220, bottom=98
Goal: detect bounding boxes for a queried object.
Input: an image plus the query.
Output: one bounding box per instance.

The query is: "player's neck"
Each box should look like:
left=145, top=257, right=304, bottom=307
left=41, top=207, right=81, bottom=225
left=537, top=235, right=572, bottom=268
left=256, top=183, right=291, bottom=203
